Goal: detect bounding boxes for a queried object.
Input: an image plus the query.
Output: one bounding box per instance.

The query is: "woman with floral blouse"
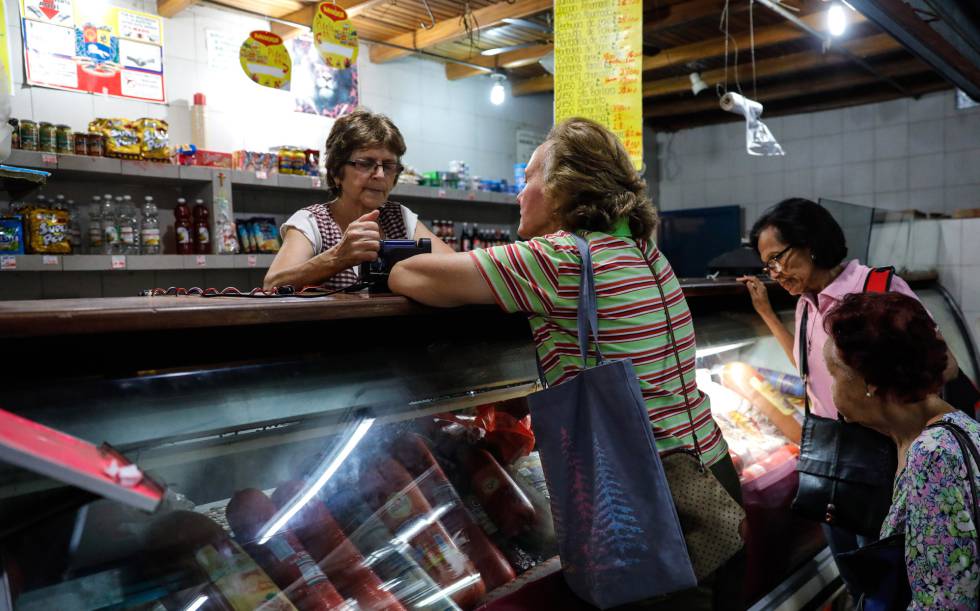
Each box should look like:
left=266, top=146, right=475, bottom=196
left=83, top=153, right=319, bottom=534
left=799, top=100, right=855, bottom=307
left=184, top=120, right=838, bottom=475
left=823, top=291, right=979, bottom=609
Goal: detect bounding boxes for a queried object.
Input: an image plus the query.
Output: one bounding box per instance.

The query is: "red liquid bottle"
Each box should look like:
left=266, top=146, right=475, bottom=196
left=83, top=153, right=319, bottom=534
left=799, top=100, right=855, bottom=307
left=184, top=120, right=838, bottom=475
left=174, top=197, right=193, bottom=255
left=193, top=201, right=211, bottom=255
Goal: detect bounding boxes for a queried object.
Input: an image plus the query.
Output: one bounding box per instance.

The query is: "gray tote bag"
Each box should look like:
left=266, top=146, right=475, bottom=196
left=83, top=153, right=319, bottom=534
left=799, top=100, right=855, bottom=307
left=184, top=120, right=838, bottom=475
left=527, top=233, right=697, bottom=609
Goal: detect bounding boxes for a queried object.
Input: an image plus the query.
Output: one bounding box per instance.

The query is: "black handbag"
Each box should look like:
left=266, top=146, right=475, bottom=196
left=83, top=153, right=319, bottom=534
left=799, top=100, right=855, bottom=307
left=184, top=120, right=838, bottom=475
left=790, top=268, right=898, bottom=537
left=835, top=419, right=980, bottom=610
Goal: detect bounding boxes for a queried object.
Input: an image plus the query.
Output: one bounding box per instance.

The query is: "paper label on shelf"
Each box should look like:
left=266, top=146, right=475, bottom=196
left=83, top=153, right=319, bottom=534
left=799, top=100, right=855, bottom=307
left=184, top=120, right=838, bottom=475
left=1, top=256, right=16, bottom=270
left=312, top=2, right=359, bottom=69
left=311, top=176, right=321, bottom=188
left=111, top=255, right=126, bottom=269
left=42, top=255, right=58, bottom=265
left=247, top=254, right=257, bottom=267
left=195, top=255, right=206, bottom=267
left=256, top=170, right=268, bottom=180
left=438, top=189, right=447, bottom=198
left=240, top=30, right=291, bottom=91
left=41, top=153, right=57, bottom=164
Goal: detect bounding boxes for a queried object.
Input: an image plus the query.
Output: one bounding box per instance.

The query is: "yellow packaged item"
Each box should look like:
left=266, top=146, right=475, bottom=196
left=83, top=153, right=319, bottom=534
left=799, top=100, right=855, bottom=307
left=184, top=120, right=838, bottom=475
left=137, top=118, right=170, bottom=160
left=27, top=208, right=71, bottom=254
left=88, top=118, right=140, bottom=158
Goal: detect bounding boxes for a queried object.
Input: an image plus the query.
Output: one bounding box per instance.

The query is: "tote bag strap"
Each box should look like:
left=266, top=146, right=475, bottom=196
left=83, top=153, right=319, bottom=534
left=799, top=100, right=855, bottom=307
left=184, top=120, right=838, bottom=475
left=571, top=233, right=605, bottom=365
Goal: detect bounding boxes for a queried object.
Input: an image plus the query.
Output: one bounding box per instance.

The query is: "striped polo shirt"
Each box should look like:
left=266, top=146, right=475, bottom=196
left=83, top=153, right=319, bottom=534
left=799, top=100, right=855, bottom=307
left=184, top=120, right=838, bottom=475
left=469, top=224, right=728, bottom=466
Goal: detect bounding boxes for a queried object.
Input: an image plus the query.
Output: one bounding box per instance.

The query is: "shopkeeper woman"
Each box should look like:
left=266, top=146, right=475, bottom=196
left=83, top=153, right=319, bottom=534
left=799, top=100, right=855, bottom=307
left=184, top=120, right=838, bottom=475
left=736, top=198, right=957, bottom=592
left=389, top=117, right=743, bottom=610
left=264, top=110, right=451, bottom=290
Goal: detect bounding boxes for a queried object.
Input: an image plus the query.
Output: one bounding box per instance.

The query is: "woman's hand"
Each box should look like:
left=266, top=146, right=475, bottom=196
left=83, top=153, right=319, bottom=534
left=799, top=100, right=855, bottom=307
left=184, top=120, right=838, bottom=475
left=737, top=275, right=775, bottom=318
left=329, top=209, right=381, bottom=267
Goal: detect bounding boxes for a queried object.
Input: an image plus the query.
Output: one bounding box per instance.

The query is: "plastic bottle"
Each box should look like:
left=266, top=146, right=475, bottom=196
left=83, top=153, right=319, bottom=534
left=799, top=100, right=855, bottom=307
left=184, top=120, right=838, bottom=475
left=117, top=196, right=137, bottom=255
left=191, top=93, right=207, bottom=149
left=174, top=197, right=193, bottom=254
left=140, top=196, right=161, bottom=255
left=66, top=199, right=81, bottom=254
left=87, top=195, right=103, bottom=254
left=193, top=199, right=211, bottom=255
left=101, top=196, right=119, bottom=255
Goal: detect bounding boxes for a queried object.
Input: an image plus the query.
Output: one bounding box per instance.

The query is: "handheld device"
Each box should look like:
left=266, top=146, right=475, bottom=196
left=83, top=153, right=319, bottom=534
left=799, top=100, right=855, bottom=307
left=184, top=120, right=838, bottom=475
left=357, top=238, right=431, bottom=293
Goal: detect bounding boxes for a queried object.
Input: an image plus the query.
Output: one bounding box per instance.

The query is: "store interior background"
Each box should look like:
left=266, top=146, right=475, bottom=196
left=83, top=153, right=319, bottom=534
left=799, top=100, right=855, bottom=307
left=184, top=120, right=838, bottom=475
left=2, top=0, right=978, bottom=351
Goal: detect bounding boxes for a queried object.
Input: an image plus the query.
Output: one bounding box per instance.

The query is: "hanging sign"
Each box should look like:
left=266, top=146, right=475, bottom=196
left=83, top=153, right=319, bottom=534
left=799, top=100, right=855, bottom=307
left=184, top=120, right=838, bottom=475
left=312, top=2, right=358, bottom=69
left=554, top=0, right=643, bottom=170
left=239, top=30, right=291, bottom=90
left=19, top=1, right=166, bottom=103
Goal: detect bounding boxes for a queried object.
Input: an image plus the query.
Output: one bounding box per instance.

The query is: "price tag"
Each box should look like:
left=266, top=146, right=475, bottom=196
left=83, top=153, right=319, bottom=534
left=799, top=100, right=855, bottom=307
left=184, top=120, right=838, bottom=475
left=41, top=153, right=57, bottom=164
left=311, top=176, right=321, bottom=188
left=1, top=255, right=15, bottom=271
left=438, top=189, right=447, bottom=198
left=111, top=255, right=126, bottom=270
left=467, top=192, right=477, bottom=201
left=42, top=255, right=59, bottom=266
left=196, top=255, right=207, bottom=267
left=247, top=254, right=257, bottom=268
left=256, top=170, right=268, bottom=180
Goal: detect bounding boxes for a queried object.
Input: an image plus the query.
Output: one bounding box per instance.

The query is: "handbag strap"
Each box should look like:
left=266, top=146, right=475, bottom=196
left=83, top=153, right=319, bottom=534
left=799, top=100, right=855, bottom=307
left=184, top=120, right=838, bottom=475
left=571, top=233, right=605, bottom=366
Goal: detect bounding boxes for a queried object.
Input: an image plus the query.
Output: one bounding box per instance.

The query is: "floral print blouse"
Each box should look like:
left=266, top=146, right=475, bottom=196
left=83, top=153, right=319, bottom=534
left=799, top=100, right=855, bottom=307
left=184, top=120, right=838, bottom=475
left=881, top=411, right=980, bottom=610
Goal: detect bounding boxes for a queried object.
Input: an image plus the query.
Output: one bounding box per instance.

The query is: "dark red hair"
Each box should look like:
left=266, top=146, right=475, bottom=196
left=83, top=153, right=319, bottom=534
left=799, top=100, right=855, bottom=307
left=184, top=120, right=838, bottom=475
left=824, top=292, right=947, bottom=403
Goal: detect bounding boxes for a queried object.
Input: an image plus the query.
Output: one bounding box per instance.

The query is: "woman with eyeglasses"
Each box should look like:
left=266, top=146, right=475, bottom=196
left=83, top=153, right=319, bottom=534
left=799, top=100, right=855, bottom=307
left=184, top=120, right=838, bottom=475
left=737, top=197, right=931, bottom=593
left=264, top=110, right=452, bottom=290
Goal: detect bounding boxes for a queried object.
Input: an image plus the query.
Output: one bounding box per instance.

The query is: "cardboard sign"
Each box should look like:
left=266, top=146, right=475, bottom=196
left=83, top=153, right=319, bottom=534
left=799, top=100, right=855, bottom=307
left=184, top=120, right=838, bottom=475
left=313, top=2, right=358, bottom=69
left=240, top=30, right=291, bottom=90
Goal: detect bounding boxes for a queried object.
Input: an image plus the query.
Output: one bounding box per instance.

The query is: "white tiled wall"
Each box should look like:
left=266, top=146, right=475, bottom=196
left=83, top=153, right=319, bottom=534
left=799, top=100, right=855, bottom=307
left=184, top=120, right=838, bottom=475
left=3, top=0, right=553, bottom=182
left=653, top=90, right=980, bottom=234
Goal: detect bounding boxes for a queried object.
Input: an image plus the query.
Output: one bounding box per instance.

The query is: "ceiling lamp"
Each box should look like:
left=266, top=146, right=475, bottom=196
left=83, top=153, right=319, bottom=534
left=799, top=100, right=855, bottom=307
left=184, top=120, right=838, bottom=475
left=690, top=72, right=708, bottom=95
left=827, top=3, right=847, bottom=36
left=490, top=73, right=506, bottom=105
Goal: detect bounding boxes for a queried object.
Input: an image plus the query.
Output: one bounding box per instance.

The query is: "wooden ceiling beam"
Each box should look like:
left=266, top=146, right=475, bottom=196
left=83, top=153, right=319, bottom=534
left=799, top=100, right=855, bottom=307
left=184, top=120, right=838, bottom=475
left=644, top=0, right=749, bottom=36
left=644, top=33, right=902, bottom=97
left=644, top=58, right=928, bottom=117
left=368, top=0, right=552, bottom=63
left=158, top=0, right=196, bottom=18
left=270, top=0, right=389, bottom=40
left=512, top=74, right=556, bottom=96
left=643, top=9, right=866, bottom=72
left=445, top=44, right=553, bottom=80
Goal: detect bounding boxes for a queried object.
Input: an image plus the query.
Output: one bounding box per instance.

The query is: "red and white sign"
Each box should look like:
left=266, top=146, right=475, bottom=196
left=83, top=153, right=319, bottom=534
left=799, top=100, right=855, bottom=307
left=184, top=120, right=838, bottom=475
left=111, top=255, right=126, bottom=269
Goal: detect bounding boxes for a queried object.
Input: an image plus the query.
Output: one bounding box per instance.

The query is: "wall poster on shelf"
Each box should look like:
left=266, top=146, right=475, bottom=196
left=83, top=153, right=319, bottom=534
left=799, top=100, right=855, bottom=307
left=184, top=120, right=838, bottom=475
left=19, top=0, right=166, bottom=103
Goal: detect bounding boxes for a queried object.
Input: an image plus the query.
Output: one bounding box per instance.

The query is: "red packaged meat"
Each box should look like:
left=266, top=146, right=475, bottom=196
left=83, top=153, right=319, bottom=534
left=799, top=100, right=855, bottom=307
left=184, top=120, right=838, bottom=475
left=461, top=449, right=535, bottom=538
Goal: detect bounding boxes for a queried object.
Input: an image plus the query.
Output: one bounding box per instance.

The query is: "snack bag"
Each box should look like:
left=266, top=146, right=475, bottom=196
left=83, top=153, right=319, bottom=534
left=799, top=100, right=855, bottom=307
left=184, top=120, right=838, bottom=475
left=89, top=118, right=140, bottom=158
left=27, top=208, right=70, bottom=254
left=0, top=216, right=25, bottom=254
left=251, top=217, right=281, bottom=253
left=137, top=118, right=170, bottom=160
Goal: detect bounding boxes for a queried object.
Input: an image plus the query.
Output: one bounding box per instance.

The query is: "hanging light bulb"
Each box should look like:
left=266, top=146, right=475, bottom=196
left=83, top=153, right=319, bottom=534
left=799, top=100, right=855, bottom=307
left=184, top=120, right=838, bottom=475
left=827, top=3, right=847, bottom=36
left=489, top=74, right=506, bottom=105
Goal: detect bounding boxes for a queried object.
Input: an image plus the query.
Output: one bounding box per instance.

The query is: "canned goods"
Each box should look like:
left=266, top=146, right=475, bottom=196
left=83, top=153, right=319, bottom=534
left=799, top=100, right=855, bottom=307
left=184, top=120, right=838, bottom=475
left=86, top=132, right=104, bottom=156
left=55, top=125, right=73, bottom=155
left=73, top=132, right=87, bottom=155
left=19, top=120, right=38, bottom=151
left=290, top=149, right=306, bottom=175
left=39, top=122, right=57, bottom=153
left=8, top=119, right=19, bottom=149
left=277, top=148, right=293, bottom=175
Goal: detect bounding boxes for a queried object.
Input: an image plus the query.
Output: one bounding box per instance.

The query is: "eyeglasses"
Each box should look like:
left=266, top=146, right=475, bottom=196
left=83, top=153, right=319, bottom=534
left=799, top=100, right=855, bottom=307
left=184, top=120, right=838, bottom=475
left=762, top=245, right=793, bottom=275
left=346, top=158, right=403, bottom=177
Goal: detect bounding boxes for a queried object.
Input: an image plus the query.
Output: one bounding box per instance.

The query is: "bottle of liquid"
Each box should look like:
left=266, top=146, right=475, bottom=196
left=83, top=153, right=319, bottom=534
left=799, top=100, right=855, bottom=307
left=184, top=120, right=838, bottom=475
left=461, top=223, right=471, bottom=252
left=66, top=199, right=81, bottom=254
left=101, top=196, right=119, bottom=255
left=472, top=223, right=482, bottom=250
left=117, top=196, right=137, bottom=255
left=174, top=197, right=193, bottom=254
left=140, top=196, right=161, bottom=255
left=53, top=194, right=66, bottom=211
left=87, top=195, right=103, bottom=254
left=193, top=200, right=211, bottom=254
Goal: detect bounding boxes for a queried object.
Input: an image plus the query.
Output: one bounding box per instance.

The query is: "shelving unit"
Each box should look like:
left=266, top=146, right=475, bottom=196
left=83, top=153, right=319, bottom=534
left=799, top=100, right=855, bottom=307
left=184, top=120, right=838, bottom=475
left=0, top=253, right=276, bottom=272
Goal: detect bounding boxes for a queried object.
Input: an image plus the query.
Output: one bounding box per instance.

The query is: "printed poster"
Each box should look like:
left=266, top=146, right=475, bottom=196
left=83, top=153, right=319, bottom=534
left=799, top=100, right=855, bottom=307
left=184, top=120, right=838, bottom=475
left=554, top=0, right=643, bottom=170
left=312, top=2, right=358, bottom=69
left=0, top=0, right=13, bottom=94
left=240, top=30, right=291, bottom=90
left=19, top=0, right=166, bottom=103
left=290, top=34, right=357, bottom=118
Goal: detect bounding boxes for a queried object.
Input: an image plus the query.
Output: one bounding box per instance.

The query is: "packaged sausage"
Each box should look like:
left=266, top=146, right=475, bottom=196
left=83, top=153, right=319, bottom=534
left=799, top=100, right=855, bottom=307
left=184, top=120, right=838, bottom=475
left=720, top=362, right=802, bottom=444
left=361, top=458, right=485, bottom=609
left=271, top=480, right=407, bottom=611
left=226, top=489, right=346, bottom=611
left=507, top=452, right=558, bottom=557
left=391, top=434, right=516, bottom=590
left=461, top=449, right=535, bottom=539
left=195, top=538, right=298, bottom=611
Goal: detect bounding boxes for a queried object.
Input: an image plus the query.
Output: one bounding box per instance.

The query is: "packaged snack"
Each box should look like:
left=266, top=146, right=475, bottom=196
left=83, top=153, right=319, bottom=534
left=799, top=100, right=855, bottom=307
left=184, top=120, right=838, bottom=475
left=136, top=118, right=170, bottom=160
left=88, top=119, right=140, bottom=158
left=27, top=208, right=71, bottom=254
left=250, top=217, right=281, bottom=253
left=236, top=222, right=255, bottom=253
left=0, top=216, right=25, bottom=254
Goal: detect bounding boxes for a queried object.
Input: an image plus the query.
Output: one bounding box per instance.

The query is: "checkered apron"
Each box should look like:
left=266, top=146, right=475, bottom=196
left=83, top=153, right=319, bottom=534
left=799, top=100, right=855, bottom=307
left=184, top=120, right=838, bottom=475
left=303, top=200, right=409, bottom=289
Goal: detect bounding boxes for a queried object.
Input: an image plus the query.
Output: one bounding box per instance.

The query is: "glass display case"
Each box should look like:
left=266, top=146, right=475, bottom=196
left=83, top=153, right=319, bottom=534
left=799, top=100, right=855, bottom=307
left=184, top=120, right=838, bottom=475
left=0, top=279, right=976, bottom=611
